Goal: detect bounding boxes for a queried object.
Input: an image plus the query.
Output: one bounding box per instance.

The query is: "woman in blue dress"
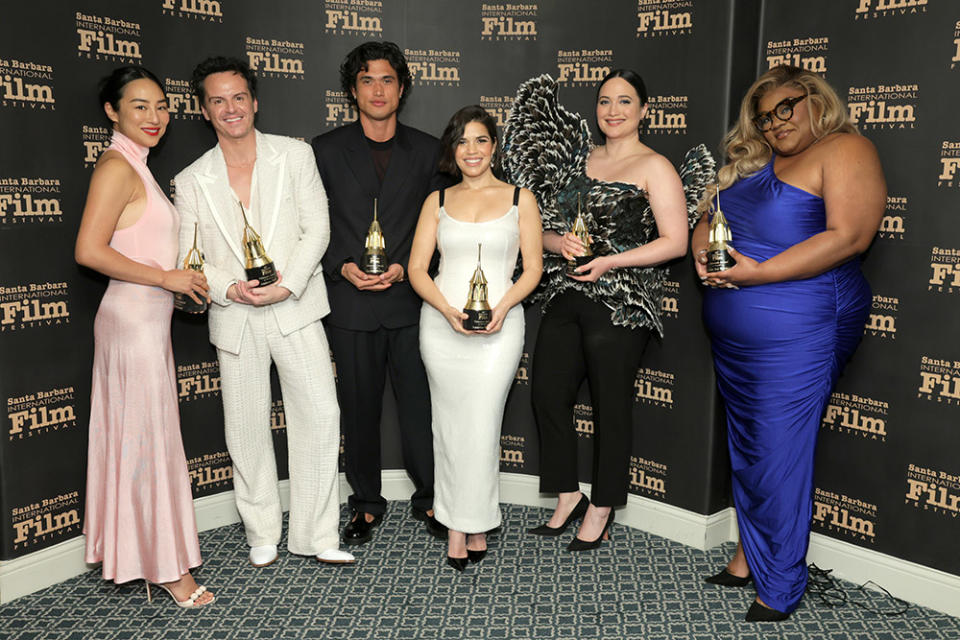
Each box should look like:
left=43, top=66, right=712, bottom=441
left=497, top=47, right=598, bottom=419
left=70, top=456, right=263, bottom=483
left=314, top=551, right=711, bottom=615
left=694, top=65, right=886, bottom=621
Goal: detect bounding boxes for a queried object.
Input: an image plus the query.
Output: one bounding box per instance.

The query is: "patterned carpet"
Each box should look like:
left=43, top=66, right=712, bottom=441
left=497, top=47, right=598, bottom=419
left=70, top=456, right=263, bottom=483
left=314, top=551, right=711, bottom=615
left=2, top=502, right=959, bottom=640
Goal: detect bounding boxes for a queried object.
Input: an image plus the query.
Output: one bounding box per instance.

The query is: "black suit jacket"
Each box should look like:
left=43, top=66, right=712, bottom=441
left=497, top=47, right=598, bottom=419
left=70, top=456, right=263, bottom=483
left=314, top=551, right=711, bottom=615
left=312, top=121, right=447, bottom=331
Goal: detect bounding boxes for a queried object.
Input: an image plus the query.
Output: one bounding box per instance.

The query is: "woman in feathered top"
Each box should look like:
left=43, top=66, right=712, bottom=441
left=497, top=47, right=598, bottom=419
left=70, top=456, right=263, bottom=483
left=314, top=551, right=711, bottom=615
left=502, top=70, right=714, bottom=550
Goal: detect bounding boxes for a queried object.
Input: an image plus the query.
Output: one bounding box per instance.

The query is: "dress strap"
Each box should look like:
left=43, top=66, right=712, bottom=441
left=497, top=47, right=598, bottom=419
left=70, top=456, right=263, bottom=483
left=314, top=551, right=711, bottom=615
left=512, top=186, right=520, bottom=206
left=439, top=188, right=445, bottom=207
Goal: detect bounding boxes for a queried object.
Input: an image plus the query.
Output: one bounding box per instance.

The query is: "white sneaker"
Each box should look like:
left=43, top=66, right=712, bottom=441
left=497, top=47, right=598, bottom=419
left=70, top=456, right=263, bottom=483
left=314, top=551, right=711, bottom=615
left=316, top=548, right=356, bottom=565
left=249, top=544, right=278, bottom=567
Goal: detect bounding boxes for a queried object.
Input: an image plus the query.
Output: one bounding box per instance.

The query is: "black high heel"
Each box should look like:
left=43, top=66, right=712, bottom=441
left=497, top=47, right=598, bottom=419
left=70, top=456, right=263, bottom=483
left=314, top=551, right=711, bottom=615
left=704, top=568, right=752, bottom=587
left=745, top=600, right=790, bottom=622
left=528, top=494, right=589, bottom=536
left=467, top=549, right=487, bottom=563
left=567, top=509, right=614, bottom=552
left=446, top=555, right=468, bottom=572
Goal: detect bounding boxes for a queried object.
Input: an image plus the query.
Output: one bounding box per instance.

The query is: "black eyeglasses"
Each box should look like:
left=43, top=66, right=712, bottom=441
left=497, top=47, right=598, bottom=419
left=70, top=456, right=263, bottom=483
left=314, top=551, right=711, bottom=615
left=752, top=94, right=807, bottom=131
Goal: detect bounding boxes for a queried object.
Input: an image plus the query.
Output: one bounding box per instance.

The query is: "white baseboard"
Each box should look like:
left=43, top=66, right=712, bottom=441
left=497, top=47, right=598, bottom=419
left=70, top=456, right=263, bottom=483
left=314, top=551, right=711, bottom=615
left=2, top=473, right=958, bottom=619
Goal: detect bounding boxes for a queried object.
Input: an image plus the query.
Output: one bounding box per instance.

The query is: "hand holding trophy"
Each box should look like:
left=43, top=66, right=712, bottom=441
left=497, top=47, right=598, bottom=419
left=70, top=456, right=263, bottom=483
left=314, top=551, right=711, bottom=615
left=174, top=222, right=208, bottom=314
left=706, top=184, right=734, bottom=273
left=361, top=198, right=388, bottom=275
left=463, top=243, right=492, bottom=331
left=238, top=201, right=278, bottom=287
left=566, top=193, right=593, bottom=276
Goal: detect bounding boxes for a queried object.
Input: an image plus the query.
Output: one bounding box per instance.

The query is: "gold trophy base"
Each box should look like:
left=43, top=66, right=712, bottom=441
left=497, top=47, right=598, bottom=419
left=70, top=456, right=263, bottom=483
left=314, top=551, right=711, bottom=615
left=566, top=254, right=594, bottom=276
left=361, top=251, right=387, bottom=275
left=706, top=249, right=734, bottom=273
left=174, top=293, right=207, bottom=314
left=463, top=307, right=492, bottom=331
left=246, top=262, right=278, bottom=287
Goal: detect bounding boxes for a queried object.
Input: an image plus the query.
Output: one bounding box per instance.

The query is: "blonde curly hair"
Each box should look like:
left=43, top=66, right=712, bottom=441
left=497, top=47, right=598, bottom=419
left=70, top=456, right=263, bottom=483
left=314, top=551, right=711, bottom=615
left=700, top=65, right=858, bottom=210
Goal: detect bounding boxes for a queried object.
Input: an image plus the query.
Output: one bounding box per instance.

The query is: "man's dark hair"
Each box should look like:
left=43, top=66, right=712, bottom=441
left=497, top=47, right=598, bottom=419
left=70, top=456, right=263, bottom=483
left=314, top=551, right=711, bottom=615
left=438, top=105, right=500, bottom=178
left=190, top=56, right=258, bottom=102
left=339, top=41, right=411, bottom=111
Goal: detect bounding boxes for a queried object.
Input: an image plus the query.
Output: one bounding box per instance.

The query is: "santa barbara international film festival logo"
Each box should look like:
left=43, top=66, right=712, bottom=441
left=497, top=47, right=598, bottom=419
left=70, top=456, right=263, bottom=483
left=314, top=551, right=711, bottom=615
left=574, top=403, right=594, bottom=437
left=324, top=90, right=357, bottom=128
left=480, top=3, right=538, bottom=41
left=629, top=455, right=667, bottom=497
left=82, top=124, right=112, bottom=168
left=0, top=57, right=54, bottom=111
left=499, top=434, right=525, bottom=469
left=636, top=0, right=693, bottom=38
left=917, top=355, right=960, bottom=405
left=75, top=12, right=142, bottom=64
left=813, top=487, right=876, bottom=543
left=928, top=246, right=960, bottom=293
left=0, top=176, right=62, bottom=226
left=480, top=96, right=515, bottom=130
left=765, top=36, right=828, bottom=73
left=953, top=20, right=960, bottom=70
left=245, top=36, right=305, bottom=79
left=905, top=463, right=960, bottom=517
left=0, top=282, right=70, bottom=333
left=514, top=351, right=530, bottom=385
left=177, top=360, right=221, bottom=402
left=557, top=49, right=613, bottom=86
left=821, top=390, right=888, bottom=441
left=660, top=279, right=680, bottom=318
left=11, top=490, right=81, bottom=551
left=271, top=399, right=287, bottom=433
left=646, top=96, right=688, bottom=136
left=165, top=78, right=202, bottom=120
left=7, top=385, right=76, bottom=442
left=846, top=83, right=917, bottom=131
left=878, top=194, right=907, bottom=240
left=854, top=0, right=927, bottom=20
left=634, top=367, right=674, bottom=408
left=187, top=451, right=233, bottom=493
left=324, top=0, right=383, bottom=37
left=405, top=49, right=461, bottom=87
left=161, top=0, right=224, bottom=22
left=938, top=141, right=960, bottom=189
left=864, top=293, right=898, bottom=340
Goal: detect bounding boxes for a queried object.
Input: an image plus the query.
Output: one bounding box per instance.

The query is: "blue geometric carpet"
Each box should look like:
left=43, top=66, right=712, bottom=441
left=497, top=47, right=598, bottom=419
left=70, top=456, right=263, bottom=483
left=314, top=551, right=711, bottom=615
left=2, top=502, right=958, bottom=640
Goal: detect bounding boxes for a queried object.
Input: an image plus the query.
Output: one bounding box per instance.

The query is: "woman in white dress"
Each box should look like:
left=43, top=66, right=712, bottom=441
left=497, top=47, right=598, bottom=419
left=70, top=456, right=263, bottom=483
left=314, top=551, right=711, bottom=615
left=408, top=106, right=542, bottom=571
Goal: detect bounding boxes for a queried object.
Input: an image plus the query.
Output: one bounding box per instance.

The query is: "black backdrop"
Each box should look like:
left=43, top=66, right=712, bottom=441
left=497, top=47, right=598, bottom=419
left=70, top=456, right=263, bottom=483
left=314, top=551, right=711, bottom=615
left=1, top=0, right=957, bottom=582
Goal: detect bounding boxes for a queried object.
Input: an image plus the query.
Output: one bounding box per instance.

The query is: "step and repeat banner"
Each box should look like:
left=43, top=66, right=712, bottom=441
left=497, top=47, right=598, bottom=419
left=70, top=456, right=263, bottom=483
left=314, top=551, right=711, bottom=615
left=0, top=0, right=955, bottom=585
left=759, top=1, right=960, bottom=576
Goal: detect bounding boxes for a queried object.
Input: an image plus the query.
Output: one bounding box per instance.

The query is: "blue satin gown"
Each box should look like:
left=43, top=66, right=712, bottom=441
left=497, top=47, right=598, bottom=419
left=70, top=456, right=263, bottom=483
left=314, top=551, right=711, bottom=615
left=703, top=157, right=870, bottom=613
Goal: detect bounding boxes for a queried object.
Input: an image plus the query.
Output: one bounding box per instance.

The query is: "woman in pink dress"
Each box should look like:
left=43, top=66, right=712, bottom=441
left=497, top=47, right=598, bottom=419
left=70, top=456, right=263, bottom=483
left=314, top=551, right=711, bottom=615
left=75, top=66, right=214, bottom=608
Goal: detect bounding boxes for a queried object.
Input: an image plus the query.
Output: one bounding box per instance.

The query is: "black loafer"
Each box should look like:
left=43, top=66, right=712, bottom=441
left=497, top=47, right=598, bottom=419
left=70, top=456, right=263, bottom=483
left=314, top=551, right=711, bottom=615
left=412, top=507, right=448, bottom=539
left=342, top=511, right=383, bottom=546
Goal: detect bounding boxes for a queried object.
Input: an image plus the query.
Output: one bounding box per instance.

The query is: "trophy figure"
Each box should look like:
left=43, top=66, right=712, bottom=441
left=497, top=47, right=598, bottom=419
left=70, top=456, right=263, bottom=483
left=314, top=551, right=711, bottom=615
left=174, top=222, right=208, bottom=314
left=238, top=201, right=278, bottom=287
left=706, top=184, right=734, bottom=273
left=463, top=243, right=492, bottom=331
left=361, top=198, right=388, bottom=275
left=566, top=193, right=594, bottom=275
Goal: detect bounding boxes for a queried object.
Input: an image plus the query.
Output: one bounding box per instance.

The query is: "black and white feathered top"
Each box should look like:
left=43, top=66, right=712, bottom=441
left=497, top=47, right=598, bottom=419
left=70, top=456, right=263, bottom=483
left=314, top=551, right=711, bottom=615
left=502, top=74, right=716, bottom=336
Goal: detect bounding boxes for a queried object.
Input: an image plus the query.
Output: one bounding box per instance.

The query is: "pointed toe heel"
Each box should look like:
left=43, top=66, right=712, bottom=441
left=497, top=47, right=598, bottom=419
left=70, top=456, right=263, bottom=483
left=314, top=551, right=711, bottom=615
left=567, top=510, right=614, bottom=552
left=704, top=568, right=752, bottom=587
left=446, top=555, right=468, bottom=572
left=529, top=494, right=589, bottom=536
left=745, top=601, right=790, bottom=622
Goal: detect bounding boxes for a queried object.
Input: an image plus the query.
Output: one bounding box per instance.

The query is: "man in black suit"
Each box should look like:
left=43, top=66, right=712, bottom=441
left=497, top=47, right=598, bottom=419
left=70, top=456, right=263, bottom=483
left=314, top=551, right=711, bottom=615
left=311, top=41, right=446, bottom=545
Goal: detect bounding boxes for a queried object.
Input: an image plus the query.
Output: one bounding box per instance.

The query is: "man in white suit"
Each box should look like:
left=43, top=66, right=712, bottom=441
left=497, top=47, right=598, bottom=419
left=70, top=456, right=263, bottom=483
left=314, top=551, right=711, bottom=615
left=175, top=56, right=353, bottom=566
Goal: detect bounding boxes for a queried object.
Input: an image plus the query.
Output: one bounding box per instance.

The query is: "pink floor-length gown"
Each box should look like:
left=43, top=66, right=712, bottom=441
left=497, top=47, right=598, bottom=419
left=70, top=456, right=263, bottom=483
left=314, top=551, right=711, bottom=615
left=83, top=129, right=203, bottom=584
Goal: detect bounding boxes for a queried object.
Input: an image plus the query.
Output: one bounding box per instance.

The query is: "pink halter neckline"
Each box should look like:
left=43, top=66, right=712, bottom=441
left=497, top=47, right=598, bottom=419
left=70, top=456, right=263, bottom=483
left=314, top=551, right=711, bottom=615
left=109, top=129, right=150, bottom=165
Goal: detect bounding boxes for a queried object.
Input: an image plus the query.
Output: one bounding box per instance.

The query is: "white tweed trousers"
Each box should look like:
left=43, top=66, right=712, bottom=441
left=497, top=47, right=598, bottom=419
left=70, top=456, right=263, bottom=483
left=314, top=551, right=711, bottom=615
left=217, top=307, right=340, bottom=555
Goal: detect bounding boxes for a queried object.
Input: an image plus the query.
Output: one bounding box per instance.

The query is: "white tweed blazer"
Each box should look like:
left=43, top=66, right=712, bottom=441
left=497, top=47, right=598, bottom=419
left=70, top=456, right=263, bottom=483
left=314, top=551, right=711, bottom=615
left=174, top=131, right=331, bottom=355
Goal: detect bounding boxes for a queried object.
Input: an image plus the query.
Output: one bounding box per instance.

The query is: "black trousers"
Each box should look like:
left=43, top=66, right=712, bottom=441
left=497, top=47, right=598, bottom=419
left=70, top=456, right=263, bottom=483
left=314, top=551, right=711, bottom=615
left=531, top=291, right=651, bottom=507
left=326, top=323, right=434, bottom=515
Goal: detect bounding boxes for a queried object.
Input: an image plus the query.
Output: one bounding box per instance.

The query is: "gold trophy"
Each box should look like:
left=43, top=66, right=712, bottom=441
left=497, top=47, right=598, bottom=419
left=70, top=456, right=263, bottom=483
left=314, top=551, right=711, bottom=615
left=238, top=201, right=278, bottom=287
left=706, top=184, right=734, bottom=273
left=463, top=243, right=492, bottom=331
left=174, top=222, right=208, bottom=314
left=361, top=198, right=388, bottom=275
left=566, top=193, right=593, bottom=275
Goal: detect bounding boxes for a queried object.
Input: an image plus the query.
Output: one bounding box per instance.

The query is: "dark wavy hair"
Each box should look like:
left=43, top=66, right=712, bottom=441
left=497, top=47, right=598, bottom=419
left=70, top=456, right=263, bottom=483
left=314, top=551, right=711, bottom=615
left=438, top=105, right=499, bottom=178
left=190, top=56, right=258, bottom=102
left=595, top=68, right=649, bottom=140
left=98, top=66, right=164, bottom=111
left=339, top=41, right=411, bottom=111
